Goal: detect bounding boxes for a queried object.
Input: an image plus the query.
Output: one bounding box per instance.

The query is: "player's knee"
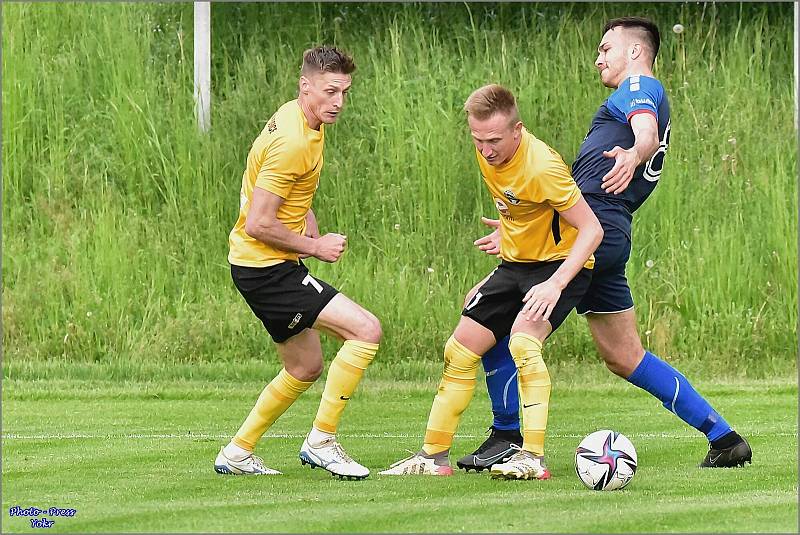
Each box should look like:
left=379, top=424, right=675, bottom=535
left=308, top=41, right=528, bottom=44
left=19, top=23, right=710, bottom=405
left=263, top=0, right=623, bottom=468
left=354, top=311, right=382, bottom=344
left=508, top=332, right=545, bottom=368
left=286, top=361, right=323, bottom=382
left=511, top=315, right=551, bottom=342
left=442, top=336, right=480, bottom=379
left=600, top=347, right=640, bottom=378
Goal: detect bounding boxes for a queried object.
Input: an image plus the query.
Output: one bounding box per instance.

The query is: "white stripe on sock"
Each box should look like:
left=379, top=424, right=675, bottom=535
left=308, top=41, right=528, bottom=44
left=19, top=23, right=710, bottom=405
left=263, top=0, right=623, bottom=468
left=670, top=377, right=680, bottom=413
left=502, top=371, right=518, bottom=409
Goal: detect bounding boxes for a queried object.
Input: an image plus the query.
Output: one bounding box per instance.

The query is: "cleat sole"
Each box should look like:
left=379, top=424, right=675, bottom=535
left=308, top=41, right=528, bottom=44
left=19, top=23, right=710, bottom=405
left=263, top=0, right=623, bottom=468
left=300, top=453, right=368, bottom=480
left=458, top=465, right=489, bottom=472
left=335, top=474, right=368, bottom=481
left=490, top=469, right=551, bottom=481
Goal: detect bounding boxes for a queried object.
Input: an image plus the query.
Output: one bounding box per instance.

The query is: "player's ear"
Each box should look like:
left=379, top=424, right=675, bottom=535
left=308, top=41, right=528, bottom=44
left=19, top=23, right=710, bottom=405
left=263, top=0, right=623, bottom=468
left=299, top=75, right=311, bottom=95
left=629, top=43, right=642, bottom=61
left=512, top=120, right=523, bottom=138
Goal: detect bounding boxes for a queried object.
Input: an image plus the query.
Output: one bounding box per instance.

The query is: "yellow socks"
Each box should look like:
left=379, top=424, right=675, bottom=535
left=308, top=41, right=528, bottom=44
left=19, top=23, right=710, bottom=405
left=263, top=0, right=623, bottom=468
left=423, top=336, right=481, bottom=455
left=232, top=368, right=314, bottom=451
left=231, top=340, right=378, bottom=452
left=313, top=340, right=379, bottom=434
left=508, top=332, right=550, bottom=456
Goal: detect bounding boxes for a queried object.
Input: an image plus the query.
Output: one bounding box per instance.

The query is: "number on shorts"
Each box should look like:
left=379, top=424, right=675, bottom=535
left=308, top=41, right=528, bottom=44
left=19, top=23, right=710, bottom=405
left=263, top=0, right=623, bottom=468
left=302, top=274, right=324, bottom=294
left=465, top=292, right=483, bottom=311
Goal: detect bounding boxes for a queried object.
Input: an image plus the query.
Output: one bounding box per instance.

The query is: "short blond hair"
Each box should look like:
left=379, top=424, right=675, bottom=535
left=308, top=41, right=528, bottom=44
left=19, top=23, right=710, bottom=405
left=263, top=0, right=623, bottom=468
left=463, top=84, right=520, bottom=125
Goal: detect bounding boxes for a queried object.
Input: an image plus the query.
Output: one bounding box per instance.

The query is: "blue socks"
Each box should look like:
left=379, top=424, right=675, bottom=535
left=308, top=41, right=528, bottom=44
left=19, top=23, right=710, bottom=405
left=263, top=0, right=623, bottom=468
left=481, top=343, right=733, bottom=443
left=481, top=336, right=520, bottom=431
left=627, top=351, right=732, bottom=442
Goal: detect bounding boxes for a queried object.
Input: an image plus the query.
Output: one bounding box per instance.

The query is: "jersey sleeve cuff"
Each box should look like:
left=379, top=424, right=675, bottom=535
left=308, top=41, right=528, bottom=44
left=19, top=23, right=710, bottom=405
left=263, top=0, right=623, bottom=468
left=626, top=108, right=657, bottom=122
left=552, top=188, right=582, bottom=212
left=255, top=181, right=291, bottom=200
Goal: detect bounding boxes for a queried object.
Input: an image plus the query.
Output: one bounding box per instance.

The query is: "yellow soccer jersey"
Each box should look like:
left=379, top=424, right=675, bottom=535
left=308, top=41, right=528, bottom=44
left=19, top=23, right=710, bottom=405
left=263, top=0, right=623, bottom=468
left=228, top=100, right=324, bottom=267
left=476, top=129, right=594, bottom=268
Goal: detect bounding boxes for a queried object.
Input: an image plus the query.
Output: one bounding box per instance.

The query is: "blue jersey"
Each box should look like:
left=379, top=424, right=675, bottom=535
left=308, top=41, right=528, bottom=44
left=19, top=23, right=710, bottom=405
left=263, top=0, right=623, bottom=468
left=571, top=75, right=671, bottom=237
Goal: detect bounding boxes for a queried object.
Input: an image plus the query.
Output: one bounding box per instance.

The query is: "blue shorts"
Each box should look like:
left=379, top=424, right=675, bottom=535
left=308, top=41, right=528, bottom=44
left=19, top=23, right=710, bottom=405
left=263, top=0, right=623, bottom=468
left=576, top=226, right=634, bottom=314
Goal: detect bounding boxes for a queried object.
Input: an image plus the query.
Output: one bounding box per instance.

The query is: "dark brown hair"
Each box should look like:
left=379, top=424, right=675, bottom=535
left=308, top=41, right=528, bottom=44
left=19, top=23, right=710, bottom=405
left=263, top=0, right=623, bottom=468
left=604, top=17, right=661, bottom=62
left=301, top=46, right=356, bottom=76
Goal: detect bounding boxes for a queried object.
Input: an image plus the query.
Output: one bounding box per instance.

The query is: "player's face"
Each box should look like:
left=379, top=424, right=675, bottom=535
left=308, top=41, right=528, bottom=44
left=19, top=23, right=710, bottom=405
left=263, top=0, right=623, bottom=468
left=468, top=112, right=523, bottom=167
left=595, top=27, right=630, bottom=88
left=299, top=71, right=352, bottom=128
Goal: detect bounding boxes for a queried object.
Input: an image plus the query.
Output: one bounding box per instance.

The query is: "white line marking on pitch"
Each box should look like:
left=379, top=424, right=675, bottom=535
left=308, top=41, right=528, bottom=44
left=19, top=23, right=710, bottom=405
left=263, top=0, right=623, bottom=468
left=1, top=432, right=795, bottom=440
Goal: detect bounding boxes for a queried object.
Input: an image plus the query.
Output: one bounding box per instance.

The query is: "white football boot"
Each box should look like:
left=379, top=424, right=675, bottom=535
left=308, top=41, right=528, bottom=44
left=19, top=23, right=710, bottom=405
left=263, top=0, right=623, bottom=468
left=378, top=453, right=454, bottom=476
left=299, top=436, right=370, bottom=480
left=214, top=447, right=281, bottom=475
left=489, top=446, right=551, bottom=480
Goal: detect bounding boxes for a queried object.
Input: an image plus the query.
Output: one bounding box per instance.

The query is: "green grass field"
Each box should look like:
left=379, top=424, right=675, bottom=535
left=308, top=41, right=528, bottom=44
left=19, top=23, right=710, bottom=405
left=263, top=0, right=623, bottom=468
left=2, top=369, right=797, bottom=533
left=3, top=3, right=797, bottom=533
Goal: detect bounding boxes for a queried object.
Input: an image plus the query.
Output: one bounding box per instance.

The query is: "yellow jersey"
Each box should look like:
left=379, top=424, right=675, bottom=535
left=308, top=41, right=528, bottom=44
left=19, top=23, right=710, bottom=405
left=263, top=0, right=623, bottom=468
left=228, top=100, right=324, bottom=267
left=476, top=129, right=594, bottom=269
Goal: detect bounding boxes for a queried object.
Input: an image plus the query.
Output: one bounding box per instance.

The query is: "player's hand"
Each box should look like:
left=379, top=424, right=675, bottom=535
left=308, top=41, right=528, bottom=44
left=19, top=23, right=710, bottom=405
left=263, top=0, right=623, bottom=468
left=474, top=217, right=501, bottom=255
left=521, top=279, right=562, bottom=322
left=313, top=233, right=347, bottom=263
left=601, top=146, right=639, bottom=194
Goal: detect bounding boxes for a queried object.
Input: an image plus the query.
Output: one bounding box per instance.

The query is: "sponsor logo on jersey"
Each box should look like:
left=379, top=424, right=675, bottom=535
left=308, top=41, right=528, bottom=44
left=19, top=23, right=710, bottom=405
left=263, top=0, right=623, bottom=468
left=494, top=198, right=511, bottom=217
left=267, top=116, right=277, bottom=133
left=503, top=190, right=521, bottom=205
left=630, top=98, right=655, bottom=108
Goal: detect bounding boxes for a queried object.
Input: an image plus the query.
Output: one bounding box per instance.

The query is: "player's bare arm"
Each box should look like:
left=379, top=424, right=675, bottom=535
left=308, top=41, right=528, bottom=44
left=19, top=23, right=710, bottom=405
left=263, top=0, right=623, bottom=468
left=521, top=197, right=602, bottom=321
left=601, top=112, right=659, bottom=194
left=245, top=187, right=346, bottom=263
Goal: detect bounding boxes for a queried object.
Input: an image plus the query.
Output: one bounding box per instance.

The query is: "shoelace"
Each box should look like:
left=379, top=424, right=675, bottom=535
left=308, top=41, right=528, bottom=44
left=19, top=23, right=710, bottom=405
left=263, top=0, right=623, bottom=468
left=501, top=443, right=523, bottom=462
left=507, top=451, right=531, bottom=463
left=331, top=442, right=355, bottom=464
left=247, top=454, right=269, bottom=471
left=504, top=446, right=543, bottom=468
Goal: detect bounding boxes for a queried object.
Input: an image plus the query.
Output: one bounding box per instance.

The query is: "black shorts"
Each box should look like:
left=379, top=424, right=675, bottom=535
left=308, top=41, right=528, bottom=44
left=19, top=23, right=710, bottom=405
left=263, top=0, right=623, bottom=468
left=231, top=261, right=339, bottom=343
left=462, top=260, right=592, bottom=342
left=576, top=226, right=634, bottom=315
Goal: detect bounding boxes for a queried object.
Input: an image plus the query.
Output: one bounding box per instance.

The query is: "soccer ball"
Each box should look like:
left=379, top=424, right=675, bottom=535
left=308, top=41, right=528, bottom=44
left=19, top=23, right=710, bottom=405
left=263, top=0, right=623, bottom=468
left=575, top=430, right=638, bottom=491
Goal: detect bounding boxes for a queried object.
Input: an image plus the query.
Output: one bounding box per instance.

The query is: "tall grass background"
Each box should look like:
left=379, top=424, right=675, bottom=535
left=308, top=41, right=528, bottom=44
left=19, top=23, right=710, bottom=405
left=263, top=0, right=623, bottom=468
left=3, top=3, right=796, bottom=381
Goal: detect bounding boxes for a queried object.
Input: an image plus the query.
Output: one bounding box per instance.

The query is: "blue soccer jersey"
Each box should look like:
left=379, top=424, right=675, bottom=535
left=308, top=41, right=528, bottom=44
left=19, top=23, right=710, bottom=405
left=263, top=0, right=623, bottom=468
left=571, top=75, right=671, bottom=237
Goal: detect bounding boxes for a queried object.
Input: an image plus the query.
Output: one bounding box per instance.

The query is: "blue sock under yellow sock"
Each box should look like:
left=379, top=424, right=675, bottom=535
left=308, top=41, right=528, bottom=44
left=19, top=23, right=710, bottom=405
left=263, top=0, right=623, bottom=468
left=481, top=335, right=520, bottom=431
